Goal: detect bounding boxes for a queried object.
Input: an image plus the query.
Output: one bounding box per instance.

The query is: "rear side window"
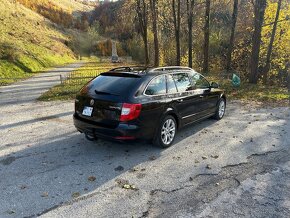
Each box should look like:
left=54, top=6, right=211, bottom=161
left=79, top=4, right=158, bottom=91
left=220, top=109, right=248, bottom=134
left=86, top=75, right=140, bottom=95
left=145, top=75, right=166, bottom=95
left=172, top=73, right=192, bottom=92
left=167, top=75, right=178, bottom=93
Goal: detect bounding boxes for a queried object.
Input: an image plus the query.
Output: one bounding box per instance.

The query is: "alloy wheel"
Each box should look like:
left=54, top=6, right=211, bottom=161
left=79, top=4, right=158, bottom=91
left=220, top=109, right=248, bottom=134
left=218, top=100, right=225, bottom=118
left=161, top=118, right=176, bottom=145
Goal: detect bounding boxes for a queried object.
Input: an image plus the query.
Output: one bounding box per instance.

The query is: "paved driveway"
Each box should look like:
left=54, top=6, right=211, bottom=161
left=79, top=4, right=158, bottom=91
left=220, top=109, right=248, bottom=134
left=0, top=62, right=83, bottom=106
left=0, top=66, right=289, bottom=217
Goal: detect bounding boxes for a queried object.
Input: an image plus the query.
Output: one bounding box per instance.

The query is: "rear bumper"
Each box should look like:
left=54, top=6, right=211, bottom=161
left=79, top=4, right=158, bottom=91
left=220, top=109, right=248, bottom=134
left=73, top=113, right=143, bottom=141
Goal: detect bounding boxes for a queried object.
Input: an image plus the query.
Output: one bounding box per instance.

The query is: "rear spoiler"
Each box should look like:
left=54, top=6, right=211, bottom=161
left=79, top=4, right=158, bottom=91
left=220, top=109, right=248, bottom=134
left=101, top=72, right=141, bottom=78
left=109, top=66, right=152, bottom=72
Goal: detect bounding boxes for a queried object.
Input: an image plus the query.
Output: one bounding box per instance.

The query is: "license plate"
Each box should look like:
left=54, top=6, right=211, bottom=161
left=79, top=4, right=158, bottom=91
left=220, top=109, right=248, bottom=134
left=82, top=106, right=93, bottom=117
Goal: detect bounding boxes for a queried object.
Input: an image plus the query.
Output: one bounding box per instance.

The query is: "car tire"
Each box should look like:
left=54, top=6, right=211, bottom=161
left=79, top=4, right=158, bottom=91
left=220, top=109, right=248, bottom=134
left=213, top=98, right=226, bottom=120
left=153, top=115, right=177, bottom=148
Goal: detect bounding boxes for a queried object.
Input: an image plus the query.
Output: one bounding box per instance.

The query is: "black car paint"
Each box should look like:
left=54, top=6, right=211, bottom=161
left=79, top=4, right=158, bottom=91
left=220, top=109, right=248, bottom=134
left=74, top=70, right=225, bottom=142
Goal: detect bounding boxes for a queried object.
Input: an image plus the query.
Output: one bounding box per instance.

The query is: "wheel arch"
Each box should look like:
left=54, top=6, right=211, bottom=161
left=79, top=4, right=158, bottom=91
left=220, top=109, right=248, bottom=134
left=221, top=93, right=226, bottom=102
left=164, top=107, right=180, bottom=129
left=219, top=93, right=227, bottom=106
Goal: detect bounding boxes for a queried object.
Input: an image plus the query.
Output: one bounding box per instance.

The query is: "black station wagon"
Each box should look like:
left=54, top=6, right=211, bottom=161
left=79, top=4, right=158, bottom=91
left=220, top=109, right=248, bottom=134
left=73, top=66, right=226, bottom=148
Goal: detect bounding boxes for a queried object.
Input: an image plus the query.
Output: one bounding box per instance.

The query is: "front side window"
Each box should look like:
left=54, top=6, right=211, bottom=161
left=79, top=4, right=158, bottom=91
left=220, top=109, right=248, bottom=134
left=145, top=75, right=166, bottom=95
left=190, top=73, right=210, bottom=89
left=172, top=73, right=192, bottom=92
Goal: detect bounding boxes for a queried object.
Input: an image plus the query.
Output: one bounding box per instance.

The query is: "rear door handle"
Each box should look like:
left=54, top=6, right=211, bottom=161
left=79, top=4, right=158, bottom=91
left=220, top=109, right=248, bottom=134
left=199, top=95, right=204, bottom=98
left=177, top=99, right=183, bottom=102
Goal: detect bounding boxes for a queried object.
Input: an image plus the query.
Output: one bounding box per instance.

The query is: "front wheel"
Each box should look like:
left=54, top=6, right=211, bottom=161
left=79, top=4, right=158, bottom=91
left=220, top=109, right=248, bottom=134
left=213, top=98, right=226, bottom=120
left=153, top=115, right=177, bottom=148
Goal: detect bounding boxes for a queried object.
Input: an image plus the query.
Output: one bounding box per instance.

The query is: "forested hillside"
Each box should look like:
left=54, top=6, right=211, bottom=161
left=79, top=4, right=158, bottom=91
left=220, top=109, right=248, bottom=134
left=0, top=0, right=92, bottom=85
left=91, top=0, right=290, bottom=86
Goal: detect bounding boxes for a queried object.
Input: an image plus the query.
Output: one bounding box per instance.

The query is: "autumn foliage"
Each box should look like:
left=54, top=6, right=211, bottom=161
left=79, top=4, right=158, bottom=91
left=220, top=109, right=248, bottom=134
left=16, top=0, right=74, bottom=28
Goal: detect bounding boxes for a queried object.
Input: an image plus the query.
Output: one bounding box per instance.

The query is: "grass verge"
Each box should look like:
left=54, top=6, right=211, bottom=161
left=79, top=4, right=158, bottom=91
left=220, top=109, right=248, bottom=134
left=39, top=63, right=290, bottom=106
left=207, top=75, right=289, bottom=107
left=38, top=61, right=124, bottom=101
left=0, top=0, right=76, bottom=86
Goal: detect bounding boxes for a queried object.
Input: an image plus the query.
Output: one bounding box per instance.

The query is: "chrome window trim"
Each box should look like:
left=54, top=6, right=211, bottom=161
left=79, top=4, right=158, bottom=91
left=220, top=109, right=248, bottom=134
left=189, top=71, right=210, bottom=89
left=143, top=74, right=167, bottom=96
left=142, top=71, right=210, bottom=97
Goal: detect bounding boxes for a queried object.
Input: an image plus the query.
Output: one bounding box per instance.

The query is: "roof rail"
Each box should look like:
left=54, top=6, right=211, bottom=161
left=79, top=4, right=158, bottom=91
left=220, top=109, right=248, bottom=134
left=148, top=66, right=193, bottom=72
left=109, top=66, right=151, bottom=72
left=109, top=66, right=133, bottom=72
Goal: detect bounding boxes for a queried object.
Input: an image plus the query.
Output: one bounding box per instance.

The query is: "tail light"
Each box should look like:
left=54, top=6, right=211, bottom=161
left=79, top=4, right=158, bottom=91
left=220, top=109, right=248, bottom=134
left=120, top=103, right=142, bottom=121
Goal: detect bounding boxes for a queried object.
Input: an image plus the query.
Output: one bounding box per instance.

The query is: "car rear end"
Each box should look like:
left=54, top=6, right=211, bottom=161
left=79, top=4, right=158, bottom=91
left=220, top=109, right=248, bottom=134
left=73, top=72, right=145, bottom=141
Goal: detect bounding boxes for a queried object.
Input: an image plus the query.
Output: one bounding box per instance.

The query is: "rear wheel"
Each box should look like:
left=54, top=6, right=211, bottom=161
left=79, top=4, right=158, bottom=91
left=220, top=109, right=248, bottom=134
left=153, top=115, right=177, bottom=148
left=213, top=98, right=226, bottom=120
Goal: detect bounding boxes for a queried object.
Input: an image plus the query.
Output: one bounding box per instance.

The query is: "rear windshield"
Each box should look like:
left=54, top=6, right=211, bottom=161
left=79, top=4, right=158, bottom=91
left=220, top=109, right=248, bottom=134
left=86, top=75, right=140, bottom=96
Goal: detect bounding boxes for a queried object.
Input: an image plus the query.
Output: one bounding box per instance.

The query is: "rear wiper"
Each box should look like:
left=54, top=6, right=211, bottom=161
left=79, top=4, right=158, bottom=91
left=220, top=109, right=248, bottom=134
left=95, top=90, right=119, bottom=96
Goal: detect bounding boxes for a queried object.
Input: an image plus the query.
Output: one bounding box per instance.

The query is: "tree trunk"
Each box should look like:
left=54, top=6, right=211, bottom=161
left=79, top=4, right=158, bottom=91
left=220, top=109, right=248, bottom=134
left=187, top=0, right=194, bottom=68
left=287, top=69, right=290, bottom=106
left=226, top=0, right=239, bottom=73
left=136, top=0, right=149, bottom=65
left=144, top=32, right=149, bottom=66
left=203, top=0, right=210, bottom=74
left=150, top=0, right=159, bottom=67
left=172, top=0, right=181, bottom=66
left=249, top=0, right=267, bottom=84
left=263, top=0, right=282, bottom=84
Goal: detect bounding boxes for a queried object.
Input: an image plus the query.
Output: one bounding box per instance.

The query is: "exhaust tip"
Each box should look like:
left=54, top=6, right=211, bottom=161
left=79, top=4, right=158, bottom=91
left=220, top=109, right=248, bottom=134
left=84, top=131, right=98, bottom=141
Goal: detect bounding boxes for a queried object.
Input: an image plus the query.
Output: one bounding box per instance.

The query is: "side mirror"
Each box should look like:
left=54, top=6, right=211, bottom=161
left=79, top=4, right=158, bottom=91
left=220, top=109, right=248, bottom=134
left=210, top=82, right=219, bottom=88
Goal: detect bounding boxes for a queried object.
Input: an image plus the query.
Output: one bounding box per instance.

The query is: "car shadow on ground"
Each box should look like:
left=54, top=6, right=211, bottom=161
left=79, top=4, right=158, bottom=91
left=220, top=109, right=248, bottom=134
left=0, top=115, right=218, bottom=217
left=0, top=111, right=73, bottom=130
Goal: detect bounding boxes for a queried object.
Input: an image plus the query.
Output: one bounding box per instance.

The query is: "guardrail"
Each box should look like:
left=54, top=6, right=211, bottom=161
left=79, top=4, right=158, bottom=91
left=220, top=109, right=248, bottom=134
left=60, top=73, right=100, bottom=86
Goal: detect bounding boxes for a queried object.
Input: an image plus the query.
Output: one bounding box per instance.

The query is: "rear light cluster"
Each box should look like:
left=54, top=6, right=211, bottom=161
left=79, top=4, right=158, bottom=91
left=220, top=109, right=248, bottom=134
left=120, top=103, right=142, bottom=121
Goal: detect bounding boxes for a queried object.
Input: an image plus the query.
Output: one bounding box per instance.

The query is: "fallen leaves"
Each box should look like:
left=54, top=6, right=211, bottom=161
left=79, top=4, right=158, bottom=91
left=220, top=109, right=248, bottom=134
left=88, top=176, right=96, bottom=182
left=114, top=166, right=124, bottom=171
left=41, top=192, right=48, bottom=197
left=7, top=210, right=15, bottom=214
left=115, top=178, right=129, bottom=186
left=149, top=155, right=157, bottom=161
left=210, top=155, right=219, bottom=159
left=129, top=167, right=145, bottom=173
left=71, top=192, right=80, bottom=198
left=122, top=184, right=138, bottom=190
left=115, top=178, right=138, bottom=191
left=20, top=185, right=27, bottom=190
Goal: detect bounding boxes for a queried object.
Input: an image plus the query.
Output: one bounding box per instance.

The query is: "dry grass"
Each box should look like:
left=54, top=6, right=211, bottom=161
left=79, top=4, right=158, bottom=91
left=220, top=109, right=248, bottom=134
left=0, top=0, right=75, bottom=85
left=38, top=60, right=126, bottom=101
left=207, top=74, right=290, bottom=107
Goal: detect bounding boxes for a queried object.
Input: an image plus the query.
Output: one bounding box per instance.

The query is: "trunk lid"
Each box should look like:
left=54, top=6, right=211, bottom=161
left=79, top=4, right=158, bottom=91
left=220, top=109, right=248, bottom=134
left=75, top=73, right=141, bottom=128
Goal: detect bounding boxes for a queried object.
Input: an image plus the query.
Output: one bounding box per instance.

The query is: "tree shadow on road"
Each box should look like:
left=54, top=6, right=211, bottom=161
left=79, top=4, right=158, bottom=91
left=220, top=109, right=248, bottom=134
left=0, top=115, right=218, bottom=217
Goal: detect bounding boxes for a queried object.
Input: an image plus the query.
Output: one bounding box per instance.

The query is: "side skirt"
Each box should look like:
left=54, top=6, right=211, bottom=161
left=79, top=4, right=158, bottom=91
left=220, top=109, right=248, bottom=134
left=182, top=113, right=215, bottom=127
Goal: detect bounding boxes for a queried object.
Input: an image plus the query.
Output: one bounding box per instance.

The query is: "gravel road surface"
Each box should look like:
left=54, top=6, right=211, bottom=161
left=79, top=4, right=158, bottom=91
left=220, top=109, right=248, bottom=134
left=0, top=65, right=289, bottom=217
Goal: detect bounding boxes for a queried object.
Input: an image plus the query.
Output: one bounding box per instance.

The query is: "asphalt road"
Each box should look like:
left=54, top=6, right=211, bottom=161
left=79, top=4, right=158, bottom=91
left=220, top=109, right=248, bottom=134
left=0, top=65, right=289, bottom=217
